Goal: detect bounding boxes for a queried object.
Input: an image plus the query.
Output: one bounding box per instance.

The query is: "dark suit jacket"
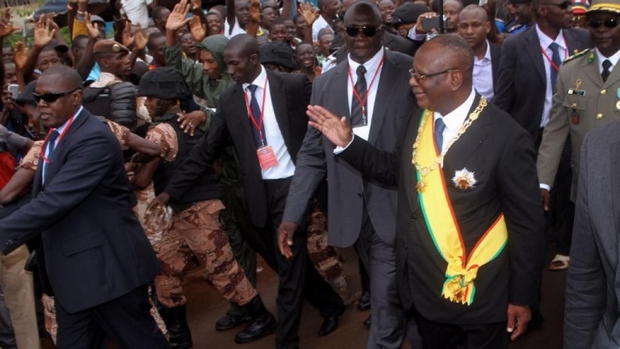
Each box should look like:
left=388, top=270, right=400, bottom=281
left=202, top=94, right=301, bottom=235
left=564, top=122, right=620, bottom=349
left=0, top=109, right=159, bottom=314
left=283, top=49, right=416, bottom=248
left=165, top=69, right=310, bottom=228
left=338, top=95, right=545, bottom=323
left=335, top=31, right=418, bottom=64
left=494, top=27, right=591, bottom=140
left=490, top=42, right=502, bottom=94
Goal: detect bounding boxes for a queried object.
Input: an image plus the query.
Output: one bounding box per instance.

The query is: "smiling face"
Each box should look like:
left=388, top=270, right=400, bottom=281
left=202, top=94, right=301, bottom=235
left=409, top=42, right=454, bottom=111
left=207, top=13, right=224, bottom=35
left=180, top=33, right=197, bottom=56
left=269, top=23, right=288, bottom=42
left=296, top=43, right=316, bottom=68
left=378, top=0, right=395, bottom=24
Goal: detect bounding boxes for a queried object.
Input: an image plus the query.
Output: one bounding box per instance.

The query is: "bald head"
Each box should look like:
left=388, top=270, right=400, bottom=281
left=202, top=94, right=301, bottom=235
left=42, top=64, right=83, bottom=91
left=343, top=1, right=382, bottom=27
left=225, top=34, right=260, bottom=58
left=425, top=34, right=474, bottom=75
left=459, top=4, right=487, bottom=21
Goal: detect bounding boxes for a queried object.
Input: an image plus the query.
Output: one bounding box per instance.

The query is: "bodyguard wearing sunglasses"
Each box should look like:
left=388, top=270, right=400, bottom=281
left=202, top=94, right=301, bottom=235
left=541, top=0, right=620, bottom=345
left=280, top=1, right=417, bottom=348
left=0, top=64, right=169, bottom=348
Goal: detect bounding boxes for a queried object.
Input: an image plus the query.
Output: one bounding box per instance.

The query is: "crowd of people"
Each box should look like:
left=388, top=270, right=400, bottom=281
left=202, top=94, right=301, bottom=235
left=0, top=0, right=618, bottom=347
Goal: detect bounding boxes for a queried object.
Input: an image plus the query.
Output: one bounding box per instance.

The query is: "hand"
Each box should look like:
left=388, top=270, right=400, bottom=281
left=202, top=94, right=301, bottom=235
left=0, top=8, right=19, bottom=39
left=541, top=189, right=550, bottom=211
left=189, top=15, right=207, bottom=42
left=191, top=0, right=202, bottom=10
left=12, top=41, right=27, bottom=71
left=177, top=110, right=206, bottom=137
left=33, top=14, right=55, bottom=49
left=249, top=0, right=260, bottom=24
left=277, top=221, right=298, bottom=259
left=84, top=12, right=100, bottom=39
left=47, top=13, right=60, bottom=32
left=166, top=0, right=191, bottom=34
left=507, top=304, right=531, bottom=341
left=307, top=105, right=353, bottom=147
left=121, top=20, right=135, bottom=48
left=133, top=24, right=148, bottom=51
left=298, top=3, right=318, bottom=26
left=415, top=11, right=437, bottom=34
left=147, top=192, right=171, bottom=212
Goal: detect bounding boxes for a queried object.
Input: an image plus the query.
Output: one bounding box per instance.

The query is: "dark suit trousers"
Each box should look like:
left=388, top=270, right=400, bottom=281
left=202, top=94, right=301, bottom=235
left=263, top=178, right=344, bottom=349
left=415, top=311, right=509, bottom=349
left=55, top=284, right=170, bottom=349
left=355, top=206, right=407, bottom=349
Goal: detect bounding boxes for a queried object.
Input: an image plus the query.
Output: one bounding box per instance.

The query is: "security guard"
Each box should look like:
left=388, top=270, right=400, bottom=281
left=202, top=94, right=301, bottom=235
left=537, top=0, right=620, bottom=265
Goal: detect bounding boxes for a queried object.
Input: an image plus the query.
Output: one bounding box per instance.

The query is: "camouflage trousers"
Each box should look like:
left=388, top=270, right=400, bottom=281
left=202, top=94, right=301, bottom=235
left=153, top=199, right=257, bottom=308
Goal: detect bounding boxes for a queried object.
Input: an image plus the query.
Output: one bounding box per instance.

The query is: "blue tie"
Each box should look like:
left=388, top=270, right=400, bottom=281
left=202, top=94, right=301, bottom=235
left=44, top=130, right=59, bottom=184
left=247, top=84, right=265, bottom=148
left=549, top=42, right=562, bottom=91
left=435, top=118, right=446, bottom=152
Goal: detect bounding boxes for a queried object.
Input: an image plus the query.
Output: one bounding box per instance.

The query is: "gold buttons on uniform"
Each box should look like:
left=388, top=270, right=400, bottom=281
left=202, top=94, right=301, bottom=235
left=596, top=113, right=603, bottom=119
left=571, top=103, right=577, bottom=108
left=601, top=89, right=607, bottom=95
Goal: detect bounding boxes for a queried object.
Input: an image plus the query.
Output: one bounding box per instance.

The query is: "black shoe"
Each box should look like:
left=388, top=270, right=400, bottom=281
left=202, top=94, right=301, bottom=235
left=215, top=313, right=251, bottom=331
left=363, top=315, right=371, bottom=328
left=234, top=296, right=277, bottom=343
left=164, top=305, right=193, bottom=349
left=358, top=291, right=370, bottom=311
left=318, top=316, right=339, bottom=336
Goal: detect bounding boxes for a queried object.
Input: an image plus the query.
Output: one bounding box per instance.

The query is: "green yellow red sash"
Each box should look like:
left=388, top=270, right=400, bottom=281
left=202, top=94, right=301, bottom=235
left=415, top=110, right=508, bottom=306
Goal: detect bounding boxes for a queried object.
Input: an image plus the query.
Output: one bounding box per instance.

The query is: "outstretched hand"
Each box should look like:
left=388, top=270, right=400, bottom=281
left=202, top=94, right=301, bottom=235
left=166, top=0, right=192, bottom=33
left=0, top=8, right=19, bottom=39
left=307, top=105, right=353, bottom=147
left=33, top=14, right=56, bottom=49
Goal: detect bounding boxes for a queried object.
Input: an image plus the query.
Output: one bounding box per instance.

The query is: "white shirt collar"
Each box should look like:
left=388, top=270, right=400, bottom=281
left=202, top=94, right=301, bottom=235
left=55, top=106, right=84, bottom=134
left=346, top=49, right=385, bottom=75
left=434, top=88, right=476, bottom=133
left=242, top=65, right=268, bottom=91
left=535, top=25, right=566, bottom=50
left=475, top=40, right=492, bottom=63
left=595, top=48, right=620, bottom=70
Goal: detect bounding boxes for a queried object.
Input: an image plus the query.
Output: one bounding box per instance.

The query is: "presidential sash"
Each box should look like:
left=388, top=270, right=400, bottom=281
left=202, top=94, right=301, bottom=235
left=413, top=107, right=508, bottom=306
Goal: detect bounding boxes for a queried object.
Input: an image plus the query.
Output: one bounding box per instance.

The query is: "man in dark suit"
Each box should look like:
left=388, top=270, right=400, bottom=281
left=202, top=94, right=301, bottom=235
left=279, top=2, right=417, bottom=348
left=150, top=34, right=344, bottom=349
left=458, top=5, right=502, bottom=100
left=307, top=34, right=545, bottom=349
left=0, top=65, right=169, bottom=348
left=564, top=121, right=620, bottom=349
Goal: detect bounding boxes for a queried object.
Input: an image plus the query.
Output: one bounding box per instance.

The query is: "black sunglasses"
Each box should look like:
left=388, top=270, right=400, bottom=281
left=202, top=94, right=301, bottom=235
left=33, top=89, right=78, bottom=104
left=540, top=0, right=571, bottom=9
left=345, top=26, right=380, bottom=37
left=588, top=18, right=619, bottom=29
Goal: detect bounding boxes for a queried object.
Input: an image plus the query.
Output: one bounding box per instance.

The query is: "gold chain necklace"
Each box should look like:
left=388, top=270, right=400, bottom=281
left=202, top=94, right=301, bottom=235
left=412, top=97, right=487, bottom=192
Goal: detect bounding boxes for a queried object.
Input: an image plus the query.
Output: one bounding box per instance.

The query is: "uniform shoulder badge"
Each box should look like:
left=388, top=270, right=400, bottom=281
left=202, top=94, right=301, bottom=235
left=564, top=48, right=592, bottom=64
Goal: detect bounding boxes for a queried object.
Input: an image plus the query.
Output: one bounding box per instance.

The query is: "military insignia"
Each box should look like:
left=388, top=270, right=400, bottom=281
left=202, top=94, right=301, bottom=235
left=588, top=52, right=595, bottom=64
left=452, top=168, right=477, bottom=190
left=112, top=43, right=121, bottom=52
left=564, top=48, right=592, bottom=64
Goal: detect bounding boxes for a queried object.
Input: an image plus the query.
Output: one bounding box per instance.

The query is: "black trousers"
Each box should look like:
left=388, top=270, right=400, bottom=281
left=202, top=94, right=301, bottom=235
left=262, top=178, right=344, bottom=349
left=416, top=312, right=509, bottom=349
left=55, top=285, right=170, bottom=349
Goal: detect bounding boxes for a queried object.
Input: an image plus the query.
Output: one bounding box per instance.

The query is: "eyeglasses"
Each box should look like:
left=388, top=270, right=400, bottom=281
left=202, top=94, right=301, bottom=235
left=33, top=89, right=78, bottom=104
left=345, top=25, right=380, bottom=37
left=409, top=68, right=459, bottom=81
left=540, top=0, right=572, bottom=9
left=588, top=18, right=619, bottom=29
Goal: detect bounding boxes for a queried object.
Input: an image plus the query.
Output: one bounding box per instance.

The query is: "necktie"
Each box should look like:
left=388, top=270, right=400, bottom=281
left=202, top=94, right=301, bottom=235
left=434, top=117, right=446, bottom=152
left=602, top=59, right=612, bottom=82
left=44, top=130, right=59, bottom=184
left=549, top=42, right=562, bottom=90
left=351, top=65, right=367, bottom=127
left=247, top=84, right=265, bottom=148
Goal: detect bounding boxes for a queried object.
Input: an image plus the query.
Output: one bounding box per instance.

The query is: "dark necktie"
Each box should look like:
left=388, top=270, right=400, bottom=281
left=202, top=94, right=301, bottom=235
left=247, top=84, right=265, bottom=148
left=602, top=59, right=612, bottom=82
left=549, top=42, right=562, bottom=90
left=434, top=117, right=446, bottom=152
left=351, top=65, right=367, bottom=127
left=44, top=130, right=59, bottom=184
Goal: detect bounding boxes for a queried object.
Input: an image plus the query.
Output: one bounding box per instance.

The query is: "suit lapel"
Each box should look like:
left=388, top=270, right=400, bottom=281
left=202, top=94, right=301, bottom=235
left=369, top=50, right=395, bottom=144
left=490, top=44, right=501, bottom=88
left=266, top=71, right=291, bottom=148
left=330, top=62, right=351, bottom=120
left=525, top=29, right=547, bottom=82
left=230, top=84, right=256, bottom=143
left=443, top=94, right=490, bottom=169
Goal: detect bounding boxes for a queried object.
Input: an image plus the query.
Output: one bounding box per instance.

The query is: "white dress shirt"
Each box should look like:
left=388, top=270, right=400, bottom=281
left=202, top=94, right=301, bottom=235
left=536, top=25, right=568, bottom=128
left=42, top=106, right=84, bottom=184
left=224, top=18, right=247, bottom=38
left=242, top=66, right=295, bottom=180
left=433, top=89, right=476, bottom=165
left=595, top=48, right=620, bottom=74
left=473, top=40, right=494, bottom=100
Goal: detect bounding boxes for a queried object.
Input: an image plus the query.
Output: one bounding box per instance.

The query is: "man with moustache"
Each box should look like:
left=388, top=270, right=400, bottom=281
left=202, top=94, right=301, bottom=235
left=306, top=34, right=545, bottom=349
left=280, top=2, right=417, bottom=348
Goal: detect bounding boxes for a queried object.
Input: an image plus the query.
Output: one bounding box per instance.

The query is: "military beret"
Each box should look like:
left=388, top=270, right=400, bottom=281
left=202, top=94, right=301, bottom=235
left=136, top=67, right=191, bottom=100
left=93, top=40, right=129, bottom=55
left=393, top=3, right=431, bottom=25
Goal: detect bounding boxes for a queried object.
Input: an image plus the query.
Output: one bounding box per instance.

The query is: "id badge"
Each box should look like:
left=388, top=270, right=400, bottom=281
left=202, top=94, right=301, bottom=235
left=257, top=145, right=279, bottom=170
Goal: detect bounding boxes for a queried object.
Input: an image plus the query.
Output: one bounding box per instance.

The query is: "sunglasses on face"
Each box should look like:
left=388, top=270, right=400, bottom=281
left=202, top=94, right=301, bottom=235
left=33, top=89, right=77, bottom=104
left=588, top=18, right=619, bottom=28
left=540, top=0, right=571, bottom=9
left=345, top=25, right=380, bottom=37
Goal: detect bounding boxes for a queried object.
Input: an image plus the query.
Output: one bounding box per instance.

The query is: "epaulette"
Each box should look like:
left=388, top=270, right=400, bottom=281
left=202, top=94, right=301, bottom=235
left=564, top=48, right=592, bottom=64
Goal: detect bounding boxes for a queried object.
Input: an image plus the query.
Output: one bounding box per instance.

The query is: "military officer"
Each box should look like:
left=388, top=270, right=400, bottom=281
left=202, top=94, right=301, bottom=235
left=537, top=0, right=620, bottom=232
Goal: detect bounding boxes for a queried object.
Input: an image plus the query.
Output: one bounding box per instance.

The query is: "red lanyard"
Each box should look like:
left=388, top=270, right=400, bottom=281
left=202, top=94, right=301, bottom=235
left=348, top=55, right=386, bottom=119
left=39, top=114, right=77, bottom=164
left=243, top=78, right=269, bottom=146
left=540, top=34, right=568, bottom=72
